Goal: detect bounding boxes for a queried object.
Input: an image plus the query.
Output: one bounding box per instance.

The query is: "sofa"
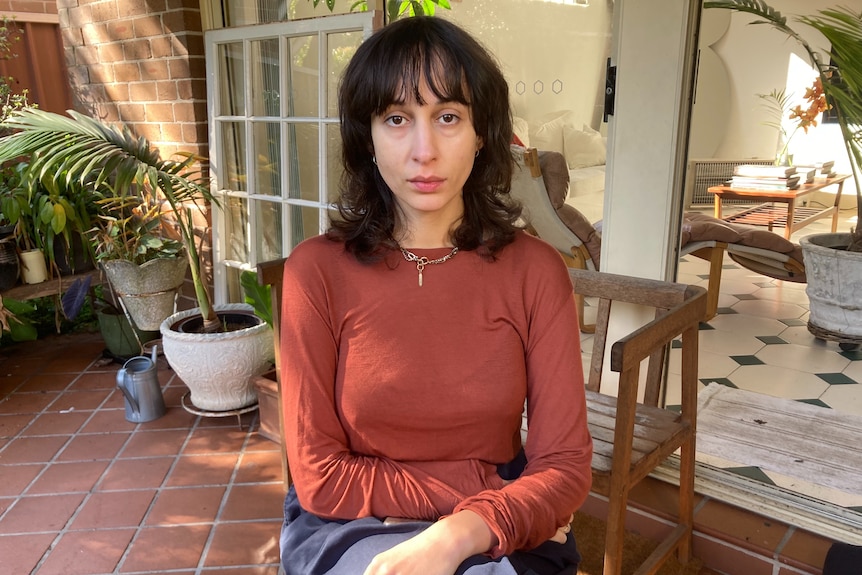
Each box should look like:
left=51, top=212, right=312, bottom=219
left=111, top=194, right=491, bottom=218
left=513, top=109, right=606, bottom=197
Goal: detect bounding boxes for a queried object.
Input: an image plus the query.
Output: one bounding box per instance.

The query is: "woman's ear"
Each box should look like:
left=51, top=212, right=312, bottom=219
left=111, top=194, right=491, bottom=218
left=476, top=137, right=483, bottom=153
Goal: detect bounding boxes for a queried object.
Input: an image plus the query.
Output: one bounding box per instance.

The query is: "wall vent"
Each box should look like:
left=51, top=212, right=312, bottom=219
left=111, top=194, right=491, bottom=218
left=685, top=158, right=775, bottom=207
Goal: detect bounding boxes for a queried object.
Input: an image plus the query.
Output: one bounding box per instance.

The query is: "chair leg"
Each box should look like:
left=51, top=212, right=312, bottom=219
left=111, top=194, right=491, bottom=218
left=603, top=489, right=628, bottom=575
left=676, top=436, right=696, bottom=563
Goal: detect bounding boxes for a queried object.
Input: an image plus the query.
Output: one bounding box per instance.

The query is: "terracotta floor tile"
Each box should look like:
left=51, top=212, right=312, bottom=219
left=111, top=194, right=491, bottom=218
left=70, top=489, right=156, bottom=529
left=26, top=460, right=110, bottom=495
left=0, top=533, right=56, bottom=575
left=56, top=432, right=130, bottom=462
left=0, top=391, right=61, bottom=414
left=245, top=430, right=281, bottom=452
left=69, top=371, right=118, bottom=391
left=119, top=428, right=191, bottom=458
left=166, top=453, right=240, bottom=487
left=79, top=409, right=138, bottom=433
left=694, top=498, right=790, bottom=554
left=47, top=389, right=112, bottom=412
left=102, top=388, right=128, bottom=410
left=0, top=412, right=33, bottom=438
left=41, top=354, right=101, bottom=375
left=234, top=450, right=284, bottom=485
left=204, top=520, right=281, bottom=567
left=17, top=373, right=76, bottom=392
left=120, top=524, right=211, bottom=572
left=36, top=528, right=135, bottom=575
left=21, top=410, right=90, bottom=436
left=135, top=405, right=198, bottom=430
left=183, top=426, right=249, bottom=455
left=98, top=457, right=175, bottom=490
left=0, top=493, right=85, bottom=534
left=220, top=483, right=285, bottom=521
left=0, top=357, right=45, bottom=377
left=0, top=375, right=26, bottom=397
left=0, top=463, right=44, bottom=496
left=778, top=527, right=835, bottom=571
left=0, top=435, right=69, bottom=463
left=146, top=485, right=226, bottom=525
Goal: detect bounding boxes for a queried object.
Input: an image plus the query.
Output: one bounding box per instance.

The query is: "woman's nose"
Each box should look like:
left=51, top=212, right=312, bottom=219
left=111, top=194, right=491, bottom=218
left=410, top=119, right=438, bottom=163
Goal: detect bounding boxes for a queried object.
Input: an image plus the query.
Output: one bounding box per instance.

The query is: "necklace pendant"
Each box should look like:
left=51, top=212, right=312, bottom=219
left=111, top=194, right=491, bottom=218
left=418, top=270, right=424, bottom=287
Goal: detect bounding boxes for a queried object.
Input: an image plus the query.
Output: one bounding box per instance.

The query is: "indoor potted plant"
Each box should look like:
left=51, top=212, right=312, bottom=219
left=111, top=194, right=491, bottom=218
left=0, top=108, right=273, bottom=411
left=705, top=1, right=862, bottom=345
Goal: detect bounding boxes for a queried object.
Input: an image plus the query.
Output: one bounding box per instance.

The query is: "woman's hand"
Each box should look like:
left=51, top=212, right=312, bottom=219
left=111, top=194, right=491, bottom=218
left=363, top=510, right=494, bottom=575
left=548, top=514, right=574, bottom=544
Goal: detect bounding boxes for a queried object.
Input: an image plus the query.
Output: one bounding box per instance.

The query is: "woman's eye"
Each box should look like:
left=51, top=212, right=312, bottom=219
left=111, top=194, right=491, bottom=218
left=385, top=115, right=406, bottom=126
left=440, top=113, right=458, bottom=125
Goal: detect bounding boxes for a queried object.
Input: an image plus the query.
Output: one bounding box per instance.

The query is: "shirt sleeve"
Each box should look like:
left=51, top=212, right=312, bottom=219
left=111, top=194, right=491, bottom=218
left=279, top=243, right=465, bottom=521
left=453, top=246, right=593, bottom=556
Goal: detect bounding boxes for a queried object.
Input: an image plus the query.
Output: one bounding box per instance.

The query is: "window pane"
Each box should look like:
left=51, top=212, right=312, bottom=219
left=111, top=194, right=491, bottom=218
left=221, top=121, right=247, bottom=191
left=253, top=122, right=281, bottom=196
left=286, top=122, right=319, bottom=202
left=327, top=31, right=363, bottom=118
left=288, top=35, right=319, bottom=118
left=220, top=1, right=352, bottom=27
left=218, top=43, right=245, bottom=116
left=251, top=38, right=281, bottom=117
left=289, top=204, right=324, bottom=249
left=256, top=199, right=283, bottom=261
left=226, top=196, right=249, bottom=262
left=326, top=122, right=342, bottom=204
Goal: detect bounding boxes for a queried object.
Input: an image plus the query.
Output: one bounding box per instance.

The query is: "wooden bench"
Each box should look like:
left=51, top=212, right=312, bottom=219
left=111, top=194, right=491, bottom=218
left=258, top=259, right=706, bottom=575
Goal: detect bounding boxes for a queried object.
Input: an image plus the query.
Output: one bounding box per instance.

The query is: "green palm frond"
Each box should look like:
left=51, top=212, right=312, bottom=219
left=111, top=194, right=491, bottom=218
left=0, top=108, right=220, bottom=325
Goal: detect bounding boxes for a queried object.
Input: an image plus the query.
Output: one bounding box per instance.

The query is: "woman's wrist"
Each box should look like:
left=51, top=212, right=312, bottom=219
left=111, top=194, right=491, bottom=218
left=431, top=510, right=496, bottom=562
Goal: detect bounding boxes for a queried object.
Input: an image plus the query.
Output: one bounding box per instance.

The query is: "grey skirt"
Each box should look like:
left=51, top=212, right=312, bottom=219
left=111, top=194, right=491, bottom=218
left=279, top=487, right=580, bottom=575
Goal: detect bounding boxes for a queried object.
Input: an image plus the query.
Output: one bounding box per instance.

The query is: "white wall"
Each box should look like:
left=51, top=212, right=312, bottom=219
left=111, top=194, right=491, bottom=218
left=441, top=0, right=613, bottom=130
left=695, top=0, right=860, bottom=175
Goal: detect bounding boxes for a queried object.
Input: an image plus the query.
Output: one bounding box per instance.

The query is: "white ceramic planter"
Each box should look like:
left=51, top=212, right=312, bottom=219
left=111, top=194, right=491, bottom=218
left=19, top=249, right=48, bottom=284
left=160, top=303, right=274, bottom=411
left=800, top=233, right=862, bottom=338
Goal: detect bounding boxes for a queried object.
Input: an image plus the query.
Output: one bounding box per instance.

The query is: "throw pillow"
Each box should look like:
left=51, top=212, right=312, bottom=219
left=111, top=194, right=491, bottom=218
left=530, top=110, right=577, bottom=154
left=513, top=116, right=530, bottom=148
left=564, top=124, right=606, bottom=170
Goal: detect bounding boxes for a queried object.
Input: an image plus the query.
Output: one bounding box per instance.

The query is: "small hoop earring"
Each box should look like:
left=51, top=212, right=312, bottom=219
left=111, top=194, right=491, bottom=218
left=475, top=150, right=479, bottom=158
left=372, top=156, right=378, bottom=165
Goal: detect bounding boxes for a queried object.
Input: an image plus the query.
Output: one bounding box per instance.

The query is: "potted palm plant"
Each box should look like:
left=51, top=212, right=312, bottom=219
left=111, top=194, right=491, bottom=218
left=705, top=1, right=862, bottom=346
left=0, top=108, right=273, bottom=411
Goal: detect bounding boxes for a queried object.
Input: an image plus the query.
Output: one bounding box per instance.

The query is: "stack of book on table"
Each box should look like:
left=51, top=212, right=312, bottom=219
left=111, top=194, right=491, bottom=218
left=794, top=160, right=836, bottom=179
left=728, top=164, right=801, bottom=190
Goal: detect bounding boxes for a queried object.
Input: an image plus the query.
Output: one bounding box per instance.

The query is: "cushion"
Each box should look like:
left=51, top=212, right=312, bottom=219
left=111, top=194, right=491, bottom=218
left=538, top=150, right=570, bottom=209
left=558, top=205, right=602, bottom=269
left=530, top=110, right=577, bottom=154
left=563, top=124, right=606, bottom=170
left=513, top=116, right=530, bottom=148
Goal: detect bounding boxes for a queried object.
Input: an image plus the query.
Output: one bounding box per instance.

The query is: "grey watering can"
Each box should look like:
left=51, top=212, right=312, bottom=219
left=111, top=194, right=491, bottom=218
left=116, top=345, right=166, bottom=423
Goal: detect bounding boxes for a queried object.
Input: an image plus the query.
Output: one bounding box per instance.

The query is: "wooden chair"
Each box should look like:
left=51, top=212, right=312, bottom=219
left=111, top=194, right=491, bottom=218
left=570, top=267, right=706, bottom=575
left=256, top=259, right=706, bottom=575
left=256, top=257, right=291, bottom=490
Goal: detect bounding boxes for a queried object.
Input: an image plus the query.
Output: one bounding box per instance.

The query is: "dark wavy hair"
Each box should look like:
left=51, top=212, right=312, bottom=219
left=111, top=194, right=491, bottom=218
left=328, top=16, right=520, bottom=261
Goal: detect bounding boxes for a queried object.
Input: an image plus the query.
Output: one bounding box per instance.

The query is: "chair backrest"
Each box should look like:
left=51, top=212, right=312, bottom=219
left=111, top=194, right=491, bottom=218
left=509, top=146, right=599, bottom=271
left=570, top=267, right=705, bottom=407
left=257, top=257, right=291, bottom=489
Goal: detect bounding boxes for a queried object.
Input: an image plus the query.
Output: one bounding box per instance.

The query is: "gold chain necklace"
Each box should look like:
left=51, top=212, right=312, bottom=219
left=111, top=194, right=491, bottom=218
left=399, top=246, right=459, bottom=287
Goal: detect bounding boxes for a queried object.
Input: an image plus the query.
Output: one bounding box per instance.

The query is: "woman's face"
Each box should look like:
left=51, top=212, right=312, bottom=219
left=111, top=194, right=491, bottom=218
left=370, top=78, right=482, bottom=240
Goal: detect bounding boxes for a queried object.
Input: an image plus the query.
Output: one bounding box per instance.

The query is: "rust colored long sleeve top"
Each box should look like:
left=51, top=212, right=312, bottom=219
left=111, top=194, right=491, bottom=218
left=279, top=231, right=593, bottom=557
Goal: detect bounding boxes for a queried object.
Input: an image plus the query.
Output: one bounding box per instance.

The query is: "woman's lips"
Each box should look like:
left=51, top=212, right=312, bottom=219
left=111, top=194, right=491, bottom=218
left=410, top=177, right=444, bottom=192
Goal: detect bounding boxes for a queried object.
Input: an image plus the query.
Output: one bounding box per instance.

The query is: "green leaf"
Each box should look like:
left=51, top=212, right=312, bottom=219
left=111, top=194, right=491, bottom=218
left=240, top=270, right=273, bottom=328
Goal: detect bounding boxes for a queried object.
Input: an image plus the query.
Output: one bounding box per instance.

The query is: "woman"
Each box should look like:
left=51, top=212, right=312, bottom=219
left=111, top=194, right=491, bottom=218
left=279, top=16, right=593, bottom=575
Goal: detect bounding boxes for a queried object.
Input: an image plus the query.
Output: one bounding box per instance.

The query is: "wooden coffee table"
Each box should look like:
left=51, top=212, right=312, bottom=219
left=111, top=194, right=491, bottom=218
left=707, top=174, right=850, bottom=239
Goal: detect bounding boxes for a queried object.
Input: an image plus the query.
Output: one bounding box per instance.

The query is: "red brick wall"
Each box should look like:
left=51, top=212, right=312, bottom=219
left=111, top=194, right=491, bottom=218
left=56, top=0, right=207, bottom=161
left=0, top=1, right=57, bottom=13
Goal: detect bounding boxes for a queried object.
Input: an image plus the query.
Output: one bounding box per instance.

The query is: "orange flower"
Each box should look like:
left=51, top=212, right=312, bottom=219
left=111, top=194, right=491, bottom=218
left=788, top=77, right=831, bottom=133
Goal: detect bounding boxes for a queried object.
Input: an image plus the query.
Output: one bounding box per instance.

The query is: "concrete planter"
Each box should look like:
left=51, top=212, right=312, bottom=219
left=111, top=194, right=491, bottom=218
left=160, top=303, right=274, bottom=411
left=102, top=257, right=188, bottom=331
left=800, top=233, right=862, bottom=340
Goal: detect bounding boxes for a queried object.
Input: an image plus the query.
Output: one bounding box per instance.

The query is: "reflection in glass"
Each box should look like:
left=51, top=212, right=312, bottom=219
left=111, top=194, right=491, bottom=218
left=251, top=38, right=281, bottom=117
left=220, top=121, right=247, bottom=192
left=287, top=35, right=319, bottom=118
left=224, top=266, right=243, bottom=304
left=286, top=122, right=320, bottom=202
left=220, top=0, right=351, bottom=27
left=253, top=122, right=281, bottom=196
left=327, top=31, right=362, bottom=118
left=290, top=205, right=325, bottom=249
left=326, top=122, right=343, bottom=203
left=226, top=196, right=249, bottom=263
left=255, top=199, right=283, bottom=261
left=218, top=43, right=245, bottom=116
